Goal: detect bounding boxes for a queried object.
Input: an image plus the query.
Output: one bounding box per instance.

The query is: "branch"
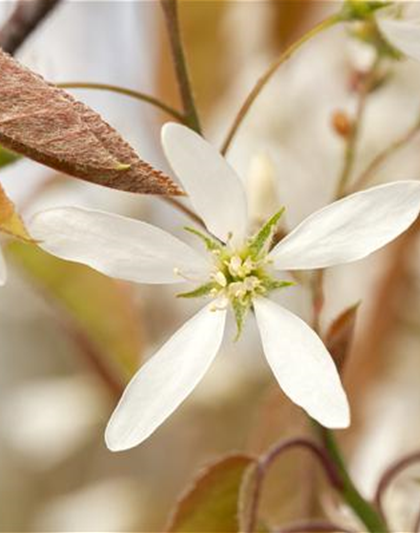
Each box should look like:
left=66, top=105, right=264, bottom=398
left=334, top=56, right=381, bottom=198
left=243, top=437, right=343, bottom=533
left=0, top=0, right=62, bottom=55
left=58, top=82, right=185, bottom=122
left=374, top=450, right=420, bottom=521
left=221, top=14, right=339, bottom=155
left=273, top=519, right=356, bottom=533
left=349, top=111, right=420, bottom=193
left=160, top=0, right=201, bottom=133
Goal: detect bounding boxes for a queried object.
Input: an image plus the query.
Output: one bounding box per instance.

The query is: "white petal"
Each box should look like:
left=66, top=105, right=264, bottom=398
left=0, top=247, right=6, bottom=286
left=377, top=15, right=420, bottom=62
left=30, top=207, right=210, bottom=284
left=254, top=298, right=349, bottom=429
left=161, top=123, right=248, bottom=244
left=105, top=304, right=226, bottom=451
left=269, top=181, right=420, bottom=270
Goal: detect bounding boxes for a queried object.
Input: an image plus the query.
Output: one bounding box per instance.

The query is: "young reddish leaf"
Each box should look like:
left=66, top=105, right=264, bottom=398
left=0, top=49, right=182, bottom=195
left=0, top=183, right=30, bottom=241
left=325, top=304, right=359, bottom=372
left=166, top=454, right=256, bottom=532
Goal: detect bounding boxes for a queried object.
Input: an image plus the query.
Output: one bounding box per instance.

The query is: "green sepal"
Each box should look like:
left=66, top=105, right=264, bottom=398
left=248, top=207, right=285, bottom=259
left=232, top=298, right=250, bottom=341
left=263, top=279, right=295, bottom=292
left=339, top=1, right=391, bottom=22
left=177, top=282, right=217, bottom=299
left=184, top=226, right=222, bottom=252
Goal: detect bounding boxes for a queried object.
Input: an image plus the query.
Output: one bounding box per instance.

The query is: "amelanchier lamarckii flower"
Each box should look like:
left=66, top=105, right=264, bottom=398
left=376, top=3, right=420, bottom=61
left=30, top=123, right=420, bottom=452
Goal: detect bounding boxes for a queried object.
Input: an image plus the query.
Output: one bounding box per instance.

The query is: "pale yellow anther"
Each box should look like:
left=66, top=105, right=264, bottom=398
left=214, top=271, right=227, bottom=287
left=210, top=296, right=229, bottom=312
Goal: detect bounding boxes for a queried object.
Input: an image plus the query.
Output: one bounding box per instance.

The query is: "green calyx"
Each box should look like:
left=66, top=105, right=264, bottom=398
left=339, top=1, right=392, bottom=22
left=178, top=208, right=294, bottom=338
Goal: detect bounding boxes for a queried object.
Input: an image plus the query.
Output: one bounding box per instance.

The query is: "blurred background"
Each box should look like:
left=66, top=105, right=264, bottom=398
left=1, top=1, right=420, bottom=531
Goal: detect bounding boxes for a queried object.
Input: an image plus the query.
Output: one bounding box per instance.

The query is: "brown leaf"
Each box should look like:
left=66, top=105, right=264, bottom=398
left=325, top=304, right=360, bottom=372
left=166, top=454, right=256, bottom=532
left=0, top=49, right=182, bottom=195
left=0, top=182, right=30, bottom=241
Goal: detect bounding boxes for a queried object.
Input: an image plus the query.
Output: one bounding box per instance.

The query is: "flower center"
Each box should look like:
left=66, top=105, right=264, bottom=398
left=208, top=253, right=267, bottom=311
left=176, top=207, right=293, bottom=337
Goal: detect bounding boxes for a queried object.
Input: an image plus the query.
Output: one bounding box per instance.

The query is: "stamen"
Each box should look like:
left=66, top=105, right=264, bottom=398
left=173, top=267, right=202, bottom=283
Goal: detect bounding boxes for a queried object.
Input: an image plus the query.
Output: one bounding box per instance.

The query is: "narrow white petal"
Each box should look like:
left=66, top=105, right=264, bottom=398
left=269, top=181, right=420, bottom=270
left=105, top=304, right=226, bottom=451
left=30, top=207, right=210, bottom=284
left=377, top=16, right=420, bottom=62
left=254, top=298, right=349, bottom=429
left=0, top=247, right=6, bottom=286
left=162, top=123, right=248, bottom=244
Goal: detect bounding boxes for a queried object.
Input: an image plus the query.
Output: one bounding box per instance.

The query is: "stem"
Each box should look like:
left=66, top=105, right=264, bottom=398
left=350, top=111, right=420, bottom=194
left=160, top=0, right=201, bottom=133
left=273, top=519, right=356, bottom=533
left=311, top=269, right=325, bottom=334
left=334, top=56, right=381, bottom=199
left=162, top=196, right=205, bottom=228
left=243, top=437, right=343, bottom=533
left=374, top=450, right=420, bottom=522
left=57, top=82, right=185, bottom=122
left=321, top=429, right=389, bottom=532
left=221, top=14, right=340, bottom=155
left=0, top=0, right=62, bottom=54
left=413, top=505, right=420, bottom=533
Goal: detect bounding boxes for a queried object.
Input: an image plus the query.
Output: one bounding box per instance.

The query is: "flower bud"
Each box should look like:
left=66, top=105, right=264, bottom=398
left=331, top=110, right=354, bottom=138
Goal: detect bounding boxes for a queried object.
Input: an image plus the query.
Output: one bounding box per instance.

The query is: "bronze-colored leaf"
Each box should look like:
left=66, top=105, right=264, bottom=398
left=166, top=454, right=256, bottom=532
left=0, top=182, right=30, bottom=241
left=0, top=49, right=182, bottom=195
left=325, top=304, right=359, bottom=372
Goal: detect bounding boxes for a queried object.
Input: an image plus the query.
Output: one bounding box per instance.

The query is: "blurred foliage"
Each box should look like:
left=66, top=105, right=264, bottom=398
left=0, top=145, right=20, bottom=169
left=167, top=454, right=255, bottom=532
left=8, top=242, right=143, bottom=381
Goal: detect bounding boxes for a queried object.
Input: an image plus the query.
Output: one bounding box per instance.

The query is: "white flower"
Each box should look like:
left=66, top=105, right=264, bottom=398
left=376, top=3, right=420, bottom=61
left=30, top=123, right=420, bottom=451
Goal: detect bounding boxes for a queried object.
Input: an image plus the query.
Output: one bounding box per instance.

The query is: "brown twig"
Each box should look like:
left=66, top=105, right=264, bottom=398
left=335, top=56, right=381, bottom=199
left=273, top=519, right=356, bottom=533
left=0, top=0, right=62, bottom=55
left=160, top=0, right=201, bottom=133
left=221, top=14, right=340, bottom=155
left=349, top=112, right=420, bottom=194
left=374, top=450, right=420, bottom=521
left=58, top=82, right=185, bottom=122
left=243, top=437, right=343, bottom=533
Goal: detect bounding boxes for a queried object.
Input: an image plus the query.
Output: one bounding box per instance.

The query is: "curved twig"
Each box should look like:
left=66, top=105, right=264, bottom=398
left=273, top=519, right=356, bottom=533
left=374, top=450, right=420, bottom=520
left=243, top=437, right=343, bottom=533
left=0, top=0, right=62, bottom=54
left=58, top=82, right=185, bottom=122
left=221, top=14, right=339, bottom=155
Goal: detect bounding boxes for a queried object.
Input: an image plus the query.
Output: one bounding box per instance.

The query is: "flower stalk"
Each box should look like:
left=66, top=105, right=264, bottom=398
left=160, top=0, right=201, bottom=133
left=320, top=428, right=389, bottom=532
left=57, top=82, right=185, bottom=122
left=221, top=13, right=341, bottom=155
